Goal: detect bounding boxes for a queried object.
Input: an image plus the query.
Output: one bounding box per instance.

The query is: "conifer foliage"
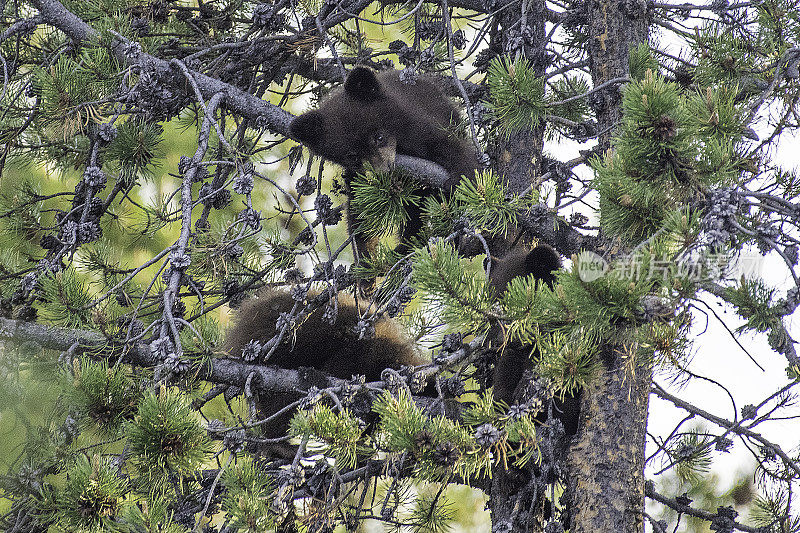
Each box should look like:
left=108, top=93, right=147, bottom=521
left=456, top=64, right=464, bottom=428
left=0, top=0, right=799, bottom=531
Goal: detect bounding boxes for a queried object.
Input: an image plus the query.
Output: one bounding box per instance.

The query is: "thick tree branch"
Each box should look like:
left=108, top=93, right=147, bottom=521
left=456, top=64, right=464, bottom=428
left=0, top=317, right=455, bottom=415
left=28, top=0, right=460, bottom=189
left=517, top=208, right=599, bottom=257
left=0, top=316, right=321, bottom=393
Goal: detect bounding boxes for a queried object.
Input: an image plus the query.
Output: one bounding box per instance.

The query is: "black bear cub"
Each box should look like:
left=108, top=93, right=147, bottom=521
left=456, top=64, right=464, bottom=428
left=290, top=67, right=479, bottom=186
left=487, top=244, right=580, bottom=436
left=289, top=67, right=481, bottom=253
left=221, top=288, right=426, bottom=456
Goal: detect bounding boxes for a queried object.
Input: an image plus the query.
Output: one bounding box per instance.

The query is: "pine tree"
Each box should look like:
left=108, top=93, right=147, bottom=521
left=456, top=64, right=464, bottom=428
left=0, top=0, right=799, bottom=532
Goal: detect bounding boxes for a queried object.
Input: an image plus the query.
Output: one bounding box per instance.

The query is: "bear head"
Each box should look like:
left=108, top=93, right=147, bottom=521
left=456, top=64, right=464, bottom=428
left=289, top=67, right=399, bottom=172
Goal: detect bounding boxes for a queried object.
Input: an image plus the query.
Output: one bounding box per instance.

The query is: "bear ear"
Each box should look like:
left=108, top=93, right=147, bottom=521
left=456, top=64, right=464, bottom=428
left=344, top=66, right=383, bottom=101
left=289, top=111, right=325, bottom=146
left=524, top=244, right=562, bottom=287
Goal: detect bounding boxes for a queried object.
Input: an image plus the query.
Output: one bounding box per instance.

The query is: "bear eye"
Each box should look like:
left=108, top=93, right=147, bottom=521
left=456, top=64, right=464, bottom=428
left=371, top=130, right=389, bottom=147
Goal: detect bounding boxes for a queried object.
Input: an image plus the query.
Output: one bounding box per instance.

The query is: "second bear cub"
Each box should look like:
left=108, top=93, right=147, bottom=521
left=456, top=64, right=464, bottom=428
left=488, top=244, right=580, bottom=436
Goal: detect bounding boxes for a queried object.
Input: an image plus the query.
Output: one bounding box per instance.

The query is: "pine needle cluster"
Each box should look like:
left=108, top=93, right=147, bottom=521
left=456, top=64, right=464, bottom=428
left=592, top=66, right=747, bottom=243
left=221, top=458, right=278, bottom=532
left=44, top=455, right=130, bottom=533
left=125, top=388, right=212, bottom=486
left=373, top=390, right=491, bottom=481
left=72, top=357, right=141, bottom=433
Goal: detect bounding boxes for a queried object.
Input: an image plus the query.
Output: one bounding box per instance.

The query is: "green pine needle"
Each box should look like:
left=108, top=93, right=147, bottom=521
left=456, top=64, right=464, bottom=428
left=413, top=241, right=497, bottom=335
left=290, top=404, right=366, bottom=469
left=52, top=455, right=130, bottom=531
left=487, top=56, right=546, bottom=137
left=350, top=166, right=422, bottom=238
left=221, top=457, right=277, bottom=532
left=106, top=120, right=165, bottom=182
left=454, top=169, right=529, bottom=236
left=125, top=388, right=212, bottom=479
left=37, top=268, right=94, bottom=329
left=73, top=356, right=141, bottom=433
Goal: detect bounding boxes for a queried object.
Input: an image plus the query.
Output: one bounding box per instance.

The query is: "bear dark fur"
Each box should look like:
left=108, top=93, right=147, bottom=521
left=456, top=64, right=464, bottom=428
left=289, top=67, right=480, bottom=186
left=289, top=67, right=481, bottom=254
left=222, top=288, right=423, bottom=378
left=487, top=244, right=580, bottom=436
left=221, top=288, right=426, bottom=456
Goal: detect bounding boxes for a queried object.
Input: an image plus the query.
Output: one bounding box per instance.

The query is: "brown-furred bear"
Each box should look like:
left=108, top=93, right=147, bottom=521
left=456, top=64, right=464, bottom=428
left=221, top=287, right=427, bottom=456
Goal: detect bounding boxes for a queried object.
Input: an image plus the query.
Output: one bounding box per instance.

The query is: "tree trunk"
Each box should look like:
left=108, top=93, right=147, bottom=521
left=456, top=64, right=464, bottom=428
left=565, top=347, right=652, bottom=532
left=489, top=0, right=547, bottom=196
left=585, top=0, right=650, bottom=150
left=564, top=1, right=650, bottom=532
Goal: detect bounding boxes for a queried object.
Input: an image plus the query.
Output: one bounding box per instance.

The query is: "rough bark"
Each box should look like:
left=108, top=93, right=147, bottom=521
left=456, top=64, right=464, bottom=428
left=585, top=0, right=650, bottom=150
left=565, top=347, right=652, bottom=533
left=489, top=0, right=548, bottom=196
left=563, top=1, right=650, bottom=532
